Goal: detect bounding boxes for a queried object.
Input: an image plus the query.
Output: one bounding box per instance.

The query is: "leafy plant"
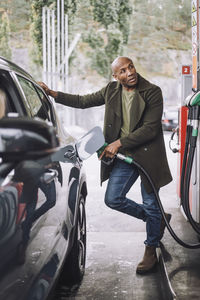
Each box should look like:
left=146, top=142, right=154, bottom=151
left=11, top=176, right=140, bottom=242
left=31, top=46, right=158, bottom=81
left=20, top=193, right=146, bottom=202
left=0, top=12, right=11, bottom=59
left=85, top=0, right=132, bottom=79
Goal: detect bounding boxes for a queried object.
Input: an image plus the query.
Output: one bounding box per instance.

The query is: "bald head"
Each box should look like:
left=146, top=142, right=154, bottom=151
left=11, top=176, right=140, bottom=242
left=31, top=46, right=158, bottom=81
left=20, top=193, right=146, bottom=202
left=111, top=56, right=133, bottom=75
left=111, top=56, right=138, bottom=91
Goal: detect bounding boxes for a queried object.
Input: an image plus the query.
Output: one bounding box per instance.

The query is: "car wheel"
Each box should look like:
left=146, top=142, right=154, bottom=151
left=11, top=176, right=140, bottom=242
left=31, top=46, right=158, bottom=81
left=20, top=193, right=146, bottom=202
left=62, top=195, right=86, bottom=284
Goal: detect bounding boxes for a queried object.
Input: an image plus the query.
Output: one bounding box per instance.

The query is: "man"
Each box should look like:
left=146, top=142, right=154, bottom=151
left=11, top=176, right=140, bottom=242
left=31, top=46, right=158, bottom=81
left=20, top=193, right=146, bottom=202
left=39, top=56, right=172, bottom=274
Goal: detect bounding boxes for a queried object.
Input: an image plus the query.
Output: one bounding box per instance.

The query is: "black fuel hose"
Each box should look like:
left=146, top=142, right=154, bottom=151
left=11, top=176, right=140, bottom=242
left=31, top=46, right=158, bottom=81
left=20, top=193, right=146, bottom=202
left=183, top=138, right=200, bottom=235
left=116, top=153, right=200, bottom=249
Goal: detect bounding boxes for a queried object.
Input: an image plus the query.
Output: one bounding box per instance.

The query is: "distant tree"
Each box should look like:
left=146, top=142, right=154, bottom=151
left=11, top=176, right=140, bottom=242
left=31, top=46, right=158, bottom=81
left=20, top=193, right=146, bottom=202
left=0, top=11, right=11, bottom=59
left=90, top=0, right=132, bottom=43
left=131, top=0, right=191, bottom=50
left=84, top=27, right=124, bottom=80
left=0, top=0, right=30, bottom=32
left=84, top=0, right=132, bottom=80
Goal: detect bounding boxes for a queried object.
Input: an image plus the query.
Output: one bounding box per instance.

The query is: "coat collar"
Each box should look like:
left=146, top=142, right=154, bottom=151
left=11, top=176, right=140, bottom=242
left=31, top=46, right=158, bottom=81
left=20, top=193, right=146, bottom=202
left=136, top=73, right=154, bottom=91
left=107, top=82, right=122, bottom=118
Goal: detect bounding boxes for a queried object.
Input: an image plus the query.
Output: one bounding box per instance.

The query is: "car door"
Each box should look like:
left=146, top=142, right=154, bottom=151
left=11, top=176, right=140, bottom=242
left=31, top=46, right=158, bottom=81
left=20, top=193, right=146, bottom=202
left=15, top=74, right=78, bottom=246
left=15, top=74, right=87, bottom=266
left=0, top=70, right=78, bottom=300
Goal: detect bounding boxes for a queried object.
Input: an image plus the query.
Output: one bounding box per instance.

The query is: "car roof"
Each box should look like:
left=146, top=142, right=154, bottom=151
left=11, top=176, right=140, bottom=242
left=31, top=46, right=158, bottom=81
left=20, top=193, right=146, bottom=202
left=0, top=56, right=34, bottom=80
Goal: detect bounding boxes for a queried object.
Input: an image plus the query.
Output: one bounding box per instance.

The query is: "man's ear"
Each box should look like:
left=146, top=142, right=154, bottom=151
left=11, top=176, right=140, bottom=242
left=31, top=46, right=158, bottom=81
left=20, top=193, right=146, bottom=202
left=113, top=74, right=117, bottom=81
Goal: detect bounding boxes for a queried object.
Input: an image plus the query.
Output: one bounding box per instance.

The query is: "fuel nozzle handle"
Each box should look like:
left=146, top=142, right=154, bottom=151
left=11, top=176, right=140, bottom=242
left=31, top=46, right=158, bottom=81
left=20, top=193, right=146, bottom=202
left=97, top=143, right=134, bottom=165
left=188, top=90, right=200, bottom=107
left=97, top=142, right=108, bottom=158
left=116, top=153, right=134, bottom=164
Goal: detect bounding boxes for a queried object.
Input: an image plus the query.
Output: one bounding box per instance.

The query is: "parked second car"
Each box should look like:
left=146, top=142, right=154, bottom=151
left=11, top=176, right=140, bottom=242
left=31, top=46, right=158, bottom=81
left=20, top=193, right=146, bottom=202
left=162, top=108, right=178, bottom=131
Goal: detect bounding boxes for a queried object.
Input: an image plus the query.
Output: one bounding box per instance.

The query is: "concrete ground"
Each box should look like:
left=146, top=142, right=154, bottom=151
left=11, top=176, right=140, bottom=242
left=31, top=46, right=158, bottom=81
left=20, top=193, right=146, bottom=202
left=159, top=202, right=200, bottom=299
left=54, top=132, right=200, bottom=300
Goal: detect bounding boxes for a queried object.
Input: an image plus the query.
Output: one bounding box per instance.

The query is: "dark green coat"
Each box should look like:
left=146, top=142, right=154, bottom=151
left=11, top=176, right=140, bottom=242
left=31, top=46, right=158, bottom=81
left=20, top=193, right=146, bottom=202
left=56, top=74, right=172, bottom=193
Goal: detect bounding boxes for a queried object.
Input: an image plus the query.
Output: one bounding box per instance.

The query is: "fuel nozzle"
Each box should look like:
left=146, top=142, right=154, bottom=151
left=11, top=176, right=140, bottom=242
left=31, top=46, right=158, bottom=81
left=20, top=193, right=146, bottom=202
left=189, top=94, right=200, bottom=147
left=187, top=91, right=200, bottom=107
left=184, top=92, right=194, bottom=107
left=184, top=91, right=200, bottom=142
left=97, top=142, right=115, bottom=165
left=97, top=142, right=108, bottom=158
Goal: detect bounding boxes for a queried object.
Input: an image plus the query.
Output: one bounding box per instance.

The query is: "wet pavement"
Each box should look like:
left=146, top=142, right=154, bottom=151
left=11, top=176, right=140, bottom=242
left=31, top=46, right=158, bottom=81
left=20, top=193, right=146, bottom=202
left=54, top=231, right=163, bottom=299
left=53, top=132, right=200, bottom=299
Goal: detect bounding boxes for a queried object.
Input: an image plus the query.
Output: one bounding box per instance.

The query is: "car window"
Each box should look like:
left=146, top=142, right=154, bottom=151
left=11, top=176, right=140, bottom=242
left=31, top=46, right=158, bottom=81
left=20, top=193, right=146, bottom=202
left=35, top=86, right=56, bottom=126
left=17, top=76, right=50, bottom=121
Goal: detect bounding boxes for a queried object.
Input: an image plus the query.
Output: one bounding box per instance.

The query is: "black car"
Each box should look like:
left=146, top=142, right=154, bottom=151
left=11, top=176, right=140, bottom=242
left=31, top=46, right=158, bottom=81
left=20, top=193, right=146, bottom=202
left=0, top=56, right=88, bottom=300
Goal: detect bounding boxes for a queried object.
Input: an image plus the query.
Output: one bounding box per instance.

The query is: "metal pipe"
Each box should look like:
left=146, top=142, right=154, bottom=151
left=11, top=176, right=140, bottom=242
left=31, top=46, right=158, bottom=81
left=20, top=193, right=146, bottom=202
left=65, top=14, right=69, bottom=93
left=61, top=0, right=64, bottom=91
left=42, top=7, right=47, bottom=83
left=52, top=9, right=56, bottom=90
left=59, top=33, right=81, bottom=72
left=57, top=0, right=60, bottom=87
left=47, top=8, right=51, bottom=88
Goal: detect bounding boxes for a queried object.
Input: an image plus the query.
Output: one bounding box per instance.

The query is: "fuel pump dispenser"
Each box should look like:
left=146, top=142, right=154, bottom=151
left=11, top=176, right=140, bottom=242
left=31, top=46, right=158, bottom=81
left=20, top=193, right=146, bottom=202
left=174, top=0, right=200, bottom=241
left=180, top=92, right=200, bottom=235
left=177, top=66, right=192, bottom=204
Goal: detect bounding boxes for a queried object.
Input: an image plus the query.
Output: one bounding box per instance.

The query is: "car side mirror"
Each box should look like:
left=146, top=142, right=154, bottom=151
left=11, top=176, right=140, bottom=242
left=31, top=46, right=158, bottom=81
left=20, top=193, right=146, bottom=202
left=0, top=117, right=59, bottom=161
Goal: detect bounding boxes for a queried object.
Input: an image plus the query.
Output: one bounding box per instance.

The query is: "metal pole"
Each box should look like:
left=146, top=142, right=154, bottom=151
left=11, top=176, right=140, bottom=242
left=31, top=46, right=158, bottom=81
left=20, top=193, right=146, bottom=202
left=52, top=9, right=56, bottom=90
left=59, top=33, right=81, bottom=72
left=57, top=0, right=60, bottom=88
left=61, top=0, right=65, bottom=91
left=42, top=7, right=47, bottom=83
left=64, top=13, right=72, bottom=124
left=65, top=14, right=69, bottom=92
left=47, top=8, right=51, bottom=88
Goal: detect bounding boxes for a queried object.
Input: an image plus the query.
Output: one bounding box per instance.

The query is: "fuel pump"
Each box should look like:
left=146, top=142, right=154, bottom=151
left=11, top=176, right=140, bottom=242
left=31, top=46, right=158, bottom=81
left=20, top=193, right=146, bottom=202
left=180, top=92, right=200, bottom=235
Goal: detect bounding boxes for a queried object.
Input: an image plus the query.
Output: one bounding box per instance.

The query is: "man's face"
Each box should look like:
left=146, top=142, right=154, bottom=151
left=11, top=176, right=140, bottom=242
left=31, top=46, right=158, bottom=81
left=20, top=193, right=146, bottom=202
left=113, top=58, right=138, bottom=89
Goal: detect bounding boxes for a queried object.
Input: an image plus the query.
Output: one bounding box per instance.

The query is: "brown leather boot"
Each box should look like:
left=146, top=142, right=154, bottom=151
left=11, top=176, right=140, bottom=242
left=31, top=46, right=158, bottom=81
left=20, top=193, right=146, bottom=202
left=136, top=245, right=157, bottom=274
left=160, top=213, right=172, bottom=240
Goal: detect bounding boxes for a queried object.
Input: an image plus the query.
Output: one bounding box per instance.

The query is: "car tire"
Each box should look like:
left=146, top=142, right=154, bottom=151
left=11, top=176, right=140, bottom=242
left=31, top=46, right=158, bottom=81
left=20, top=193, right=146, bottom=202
left=62, top=195, right=86, bottom=284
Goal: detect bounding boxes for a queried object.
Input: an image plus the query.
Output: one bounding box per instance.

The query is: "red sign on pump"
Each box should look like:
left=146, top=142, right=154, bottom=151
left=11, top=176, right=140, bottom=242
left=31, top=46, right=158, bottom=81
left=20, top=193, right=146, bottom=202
left=182, top=66, right=191, bottom=75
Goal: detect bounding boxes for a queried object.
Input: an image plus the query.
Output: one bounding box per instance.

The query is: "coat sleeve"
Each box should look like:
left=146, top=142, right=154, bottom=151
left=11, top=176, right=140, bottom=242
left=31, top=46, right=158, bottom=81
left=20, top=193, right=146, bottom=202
left=120, top=86, right=163, bottom=149
left=55, top=86, right=106, bottom=108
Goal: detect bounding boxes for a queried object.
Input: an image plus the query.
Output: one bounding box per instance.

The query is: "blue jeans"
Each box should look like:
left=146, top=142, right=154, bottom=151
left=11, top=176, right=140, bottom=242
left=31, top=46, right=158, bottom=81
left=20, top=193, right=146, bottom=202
left=104, top=160, right=162, bottom=247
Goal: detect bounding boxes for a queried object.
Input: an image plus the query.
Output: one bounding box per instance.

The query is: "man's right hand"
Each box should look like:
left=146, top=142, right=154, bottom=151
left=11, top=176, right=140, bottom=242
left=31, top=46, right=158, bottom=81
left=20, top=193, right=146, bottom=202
left=38, top=82, right=58, bottom=98
left=38, top=82, right=50, bottom=95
